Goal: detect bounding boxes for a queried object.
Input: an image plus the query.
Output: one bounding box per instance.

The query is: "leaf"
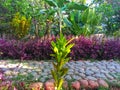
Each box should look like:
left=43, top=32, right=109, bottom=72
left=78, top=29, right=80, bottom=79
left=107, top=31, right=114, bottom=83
left=59, top=59, right=65, bottom=69
left=56, top=0, right=70, bottom=8
left=39, top=9, right=46, bottom=14
left=66, top=2, right=88, bottom=10
left=70, top=12, right=75, bottom=21
left=66, top=44, right=74, bottom=53
left=52, top=62, right=57, bottom=70
left=65, top=38, right=74, bottom=46
left=54, top=46, right=58, bottom=53
left=81, top=8, right=89, bottom=23
left=50, top=54, right=55, bottom=57
left=58, top=79, right=64, bottom=90
left=80, top=0, right=86, bottom=4
left=51, top=41, right=56, bottom=47
left=56, top=0, right=64, bottom=8
left=60, top=68, right=68, bottom=77
left=51, top=70, right=57, bottom=82
left=57, top=52, right=62, bottom=62
left=70, top=20, right=82, bottom=35
left=48, top=8, right=57, bottom=15
left=65, top=57, right=70, bottom=62
left=45, top=0, right=58, bottom=7
left=63, top=18, right=72, bottom=27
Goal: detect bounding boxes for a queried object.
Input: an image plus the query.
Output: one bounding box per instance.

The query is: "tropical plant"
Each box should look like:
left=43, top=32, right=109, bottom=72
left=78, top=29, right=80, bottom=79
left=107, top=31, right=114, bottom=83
left=51, top=33, right=74, bottom=90
left=11, top=12, right=31, bottom=39
left=64, top=7, right=102, bottom=36
left=45, top=0, right=88, bottom=34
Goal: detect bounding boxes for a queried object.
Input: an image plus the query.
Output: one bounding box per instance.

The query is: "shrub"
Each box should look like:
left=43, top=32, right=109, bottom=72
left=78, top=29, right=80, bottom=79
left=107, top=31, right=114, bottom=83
left=102, top=39, right=120, bottom=59
left=0, top=39, right=24, bottom=59
left=70, top=36, right=120, bottom=60
left=11, top=12, right=31, bottom=39
left=0, top=36, right=120, bottom=60
left=70, top=36, right=93, bottom=60
left=24, top=39, right=53, bottom=60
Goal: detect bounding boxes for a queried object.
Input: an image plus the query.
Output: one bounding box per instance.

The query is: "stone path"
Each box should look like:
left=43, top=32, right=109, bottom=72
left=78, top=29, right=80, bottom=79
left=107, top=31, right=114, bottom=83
left=0, top=60, right=120, bottom=82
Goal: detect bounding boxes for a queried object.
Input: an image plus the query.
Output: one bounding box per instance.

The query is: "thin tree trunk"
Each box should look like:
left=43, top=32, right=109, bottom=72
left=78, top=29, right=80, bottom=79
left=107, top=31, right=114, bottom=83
left=58, top=9, right=62, bottom=34
left=44, top=3, right=50, bottom=37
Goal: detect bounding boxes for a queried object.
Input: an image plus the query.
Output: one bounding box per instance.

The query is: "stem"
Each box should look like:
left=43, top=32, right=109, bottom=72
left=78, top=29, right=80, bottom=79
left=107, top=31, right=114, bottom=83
left=58, top=9, right=62, bottom=34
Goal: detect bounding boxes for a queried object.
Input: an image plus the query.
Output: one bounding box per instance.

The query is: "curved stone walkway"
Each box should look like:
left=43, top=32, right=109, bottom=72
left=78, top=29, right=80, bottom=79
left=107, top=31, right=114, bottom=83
left=0, top=60, right=120, bottom=82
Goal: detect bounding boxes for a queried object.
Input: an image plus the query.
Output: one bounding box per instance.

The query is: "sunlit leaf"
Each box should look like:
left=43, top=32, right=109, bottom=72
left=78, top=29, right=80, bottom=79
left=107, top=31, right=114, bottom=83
left=58, top=79, right=64, bottom=90
left=54, top=47, right=58, bottom=53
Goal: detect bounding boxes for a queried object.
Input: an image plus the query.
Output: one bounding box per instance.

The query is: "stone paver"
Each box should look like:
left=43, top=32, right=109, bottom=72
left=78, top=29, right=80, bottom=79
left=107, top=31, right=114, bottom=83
left=0, top=60, right=120, bottom=82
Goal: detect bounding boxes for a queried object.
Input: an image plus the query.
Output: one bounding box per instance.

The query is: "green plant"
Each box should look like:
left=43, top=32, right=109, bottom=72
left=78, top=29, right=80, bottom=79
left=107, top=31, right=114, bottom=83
left=98, top=86, right=109, bottom=90
left=11, top=73, right=36, bottom=90
left=11, top=12, right=31, bottom=39
left=11, top=73, right=36, bottom=82
left=51, top=33, right=74, bottom=90
left=2, top=0, right=33, bottom=17
left=81, top=8, right=102, bottom=34
left=64, top=7, right=102, bottom=36
left=45, top=0, right=87, bottom=34
left=95, top=1, right=120, bottom=35
left=1, top=0, right=47, bottom=38
left=113, top=29, right=120, bottom=37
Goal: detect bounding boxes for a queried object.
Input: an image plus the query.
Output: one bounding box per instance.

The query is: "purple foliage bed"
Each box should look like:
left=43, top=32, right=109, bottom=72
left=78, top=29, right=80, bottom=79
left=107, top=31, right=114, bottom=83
left=0, top=35, right=120, bottom=60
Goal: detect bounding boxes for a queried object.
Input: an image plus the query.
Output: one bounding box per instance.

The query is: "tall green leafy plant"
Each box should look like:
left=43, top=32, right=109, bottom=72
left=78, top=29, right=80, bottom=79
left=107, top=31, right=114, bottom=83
left=51, top=33, right=74, bottom=90
left=64, top=8, right=102, bottom=36
left=81, top=8, right=102, bottom=35
left=45, top=0, right=88, bottom=34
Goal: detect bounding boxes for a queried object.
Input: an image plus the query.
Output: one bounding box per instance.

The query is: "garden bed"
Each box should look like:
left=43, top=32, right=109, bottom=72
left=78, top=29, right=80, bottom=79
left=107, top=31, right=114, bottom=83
left=0, top=60, right=120, bottom=90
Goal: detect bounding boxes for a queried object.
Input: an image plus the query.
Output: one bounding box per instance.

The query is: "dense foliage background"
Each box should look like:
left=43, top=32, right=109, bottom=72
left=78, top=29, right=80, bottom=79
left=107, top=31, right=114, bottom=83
left=0, top=0, right=120, bottom=38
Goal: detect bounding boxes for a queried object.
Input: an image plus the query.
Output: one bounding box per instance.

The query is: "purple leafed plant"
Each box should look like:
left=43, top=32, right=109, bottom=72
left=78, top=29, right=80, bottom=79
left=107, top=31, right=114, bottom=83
left=0, top=36, right=120, bottom=60
left=102, top=39, right=120, bottom=59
